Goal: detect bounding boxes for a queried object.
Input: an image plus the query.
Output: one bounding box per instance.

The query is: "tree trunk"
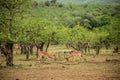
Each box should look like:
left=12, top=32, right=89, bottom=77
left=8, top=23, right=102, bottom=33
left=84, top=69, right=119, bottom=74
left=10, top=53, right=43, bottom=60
left=20, top=44, right=30, bottom=60
left=26, top=46, right=29, bottom=60
left=39, top=42, right=44, bottom=51
left=45, top=39, right=50, bottom=52
left=36, top=48, right=39, bottom=58
left=93, top=45, right=101, bottom=58
left=29, top=44, right=33, bottom=55
left=77, top=41, right=83, bottom=51
left=20, top=44, right=26, bottom=54
left=34, top=42, right=45, bottom=58
left=84, top=47, right=87, bottom=53
left=105, top=43, right=110, bottom=50
left=5, top=42, right=14, bottom=66
left=113, top=46, right=119, bottom=53
left=23, top=44, right=30, bottom=60
left=88, top=46, right=90, bottom=53
left=84, top=43, right=90, bottom=53
left=96, top=48, right=100, bottom=55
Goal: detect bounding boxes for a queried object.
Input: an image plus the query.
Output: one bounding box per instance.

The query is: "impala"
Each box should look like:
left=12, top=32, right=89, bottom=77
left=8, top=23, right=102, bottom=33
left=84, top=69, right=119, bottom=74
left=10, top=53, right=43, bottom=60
left=65, top=50, right=87, bottom=62
left=37, top=51, right=54, bottom=61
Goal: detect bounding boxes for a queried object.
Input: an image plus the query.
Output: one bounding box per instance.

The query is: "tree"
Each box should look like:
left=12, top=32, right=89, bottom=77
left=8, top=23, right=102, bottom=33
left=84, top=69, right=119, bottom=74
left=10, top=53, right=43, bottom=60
left=107, top=18, right=120, bottom=53
left=0, top=0, right=31, bottom=66
left=53, top=26, right=70, bottom=44
left=51, top=0, right=57, bottom=4
left=92, top=27, right=109, bottom=57
left=45, top=0, right=50, bottom=7
left=59, top=25, right=93, bottom=51
left=24, top=18, right=57, bottom=58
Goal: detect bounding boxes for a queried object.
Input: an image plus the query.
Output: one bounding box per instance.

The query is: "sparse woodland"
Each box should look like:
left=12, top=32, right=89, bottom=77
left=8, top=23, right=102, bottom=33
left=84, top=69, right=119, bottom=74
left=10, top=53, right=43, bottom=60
left=0, top=0, right=120, bottom=80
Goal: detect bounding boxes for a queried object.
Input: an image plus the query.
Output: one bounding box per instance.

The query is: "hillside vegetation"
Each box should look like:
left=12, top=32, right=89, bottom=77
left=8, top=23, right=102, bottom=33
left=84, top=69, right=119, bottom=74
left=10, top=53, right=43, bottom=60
left=0, top=0, right=120, bottom=66
left=35, top=0, right=120, bottom=4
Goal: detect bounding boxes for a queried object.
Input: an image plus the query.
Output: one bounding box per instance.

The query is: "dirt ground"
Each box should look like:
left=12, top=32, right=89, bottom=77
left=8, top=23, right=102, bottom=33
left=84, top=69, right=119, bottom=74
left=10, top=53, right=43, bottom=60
left=0, top=54, right=120, bottom=80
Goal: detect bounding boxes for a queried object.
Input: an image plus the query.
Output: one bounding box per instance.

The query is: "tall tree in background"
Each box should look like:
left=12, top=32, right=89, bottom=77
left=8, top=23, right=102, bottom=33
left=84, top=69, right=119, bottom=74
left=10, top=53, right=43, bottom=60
left=107, top=18, right=120, bottom=53
left=51, top=0, right=57, bottom=4
left=0, top=0, right=31, bottom=66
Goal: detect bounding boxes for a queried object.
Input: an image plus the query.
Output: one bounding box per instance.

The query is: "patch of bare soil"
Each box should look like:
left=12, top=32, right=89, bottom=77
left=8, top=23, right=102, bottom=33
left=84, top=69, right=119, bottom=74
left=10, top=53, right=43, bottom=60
left=0, top=62, right=120, bottom=80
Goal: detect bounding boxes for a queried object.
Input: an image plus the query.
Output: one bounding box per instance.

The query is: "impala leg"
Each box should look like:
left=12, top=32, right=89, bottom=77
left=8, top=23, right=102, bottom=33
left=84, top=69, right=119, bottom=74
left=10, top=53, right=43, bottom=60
left=82, top=56, right=87, bottom=62
left=41, top=56, right=46, bottom=63
left=65, top=57, right=69, bottom=61
left=78, top=57, right=82, bottom=62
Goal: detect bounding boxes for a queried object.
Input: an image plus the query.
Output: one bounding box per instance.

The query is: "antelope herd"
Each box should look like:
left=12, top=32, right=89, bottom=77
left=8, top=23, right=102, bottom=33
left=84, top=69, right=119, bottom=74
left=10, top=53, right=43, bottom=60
left=37, top=50, right=87, bottom=62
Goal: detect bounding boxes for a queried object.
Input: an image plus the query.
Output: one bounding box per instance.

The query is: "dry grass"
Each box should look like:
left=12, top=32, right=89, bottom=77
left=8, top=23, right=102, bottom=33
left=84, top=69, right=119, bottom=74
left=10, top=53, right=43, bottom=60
left=0, top=45, right=120, bottom=80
